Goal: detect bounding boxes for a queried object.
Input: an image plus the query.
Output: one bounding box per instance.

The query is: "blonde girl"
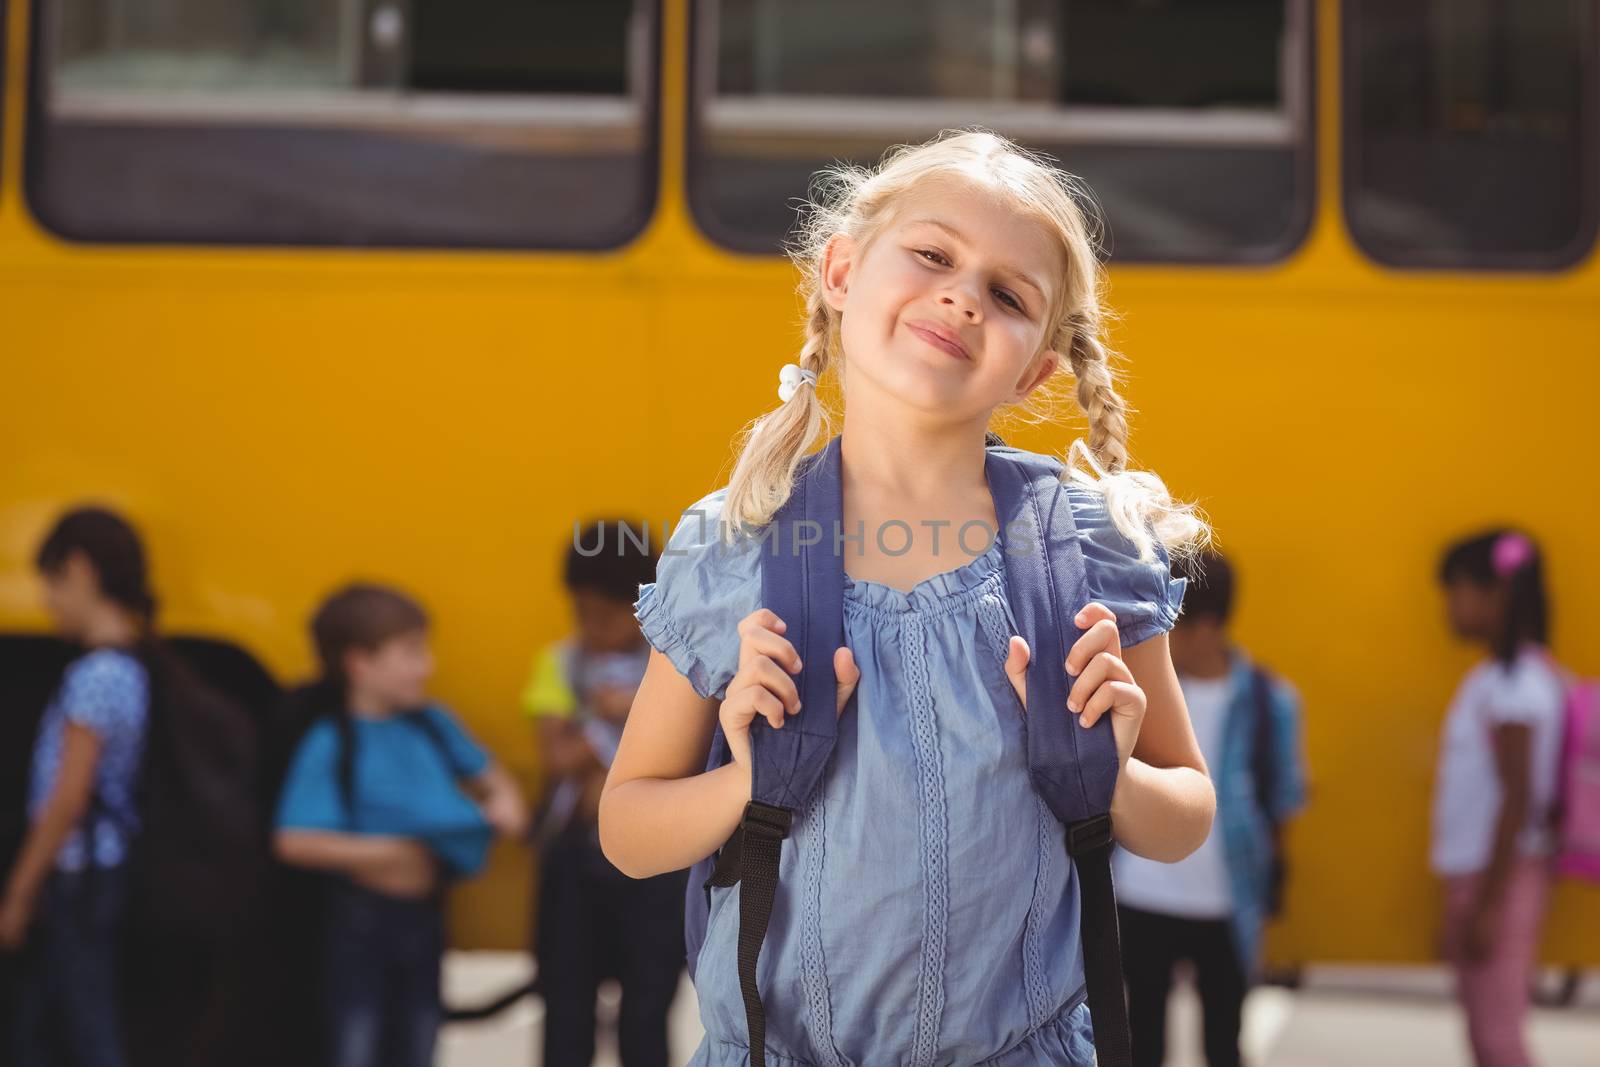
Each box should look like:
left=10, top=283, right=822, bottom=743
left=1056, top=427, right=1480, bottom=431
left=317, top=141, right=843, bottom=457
left=602, top=128, right=1215, bottom=1066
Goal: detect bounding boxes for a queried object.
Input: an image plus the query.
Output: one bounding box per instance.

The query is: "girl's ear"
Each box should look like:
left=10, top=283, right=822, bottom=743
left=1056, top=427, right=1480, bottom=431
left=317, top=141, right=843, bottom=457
left=821, top=233, right=856, bottom=313
left=1015, top=349, right=1062, bottom=402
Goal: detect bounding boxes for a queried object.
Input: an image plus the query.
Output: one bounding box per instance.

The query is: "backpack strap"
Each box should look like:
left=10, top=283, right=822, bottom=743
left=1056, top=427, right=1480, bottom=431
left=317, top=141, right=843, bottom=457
left=1248, top=665, right=1277, bottom=821
left=987, top=446, right=1131, bottom=1067
left=699, top=434, right=845, bottom=1067
left=1246, top=663, right=1290, bottom=916
left=403, top=707, right=472, bottom=780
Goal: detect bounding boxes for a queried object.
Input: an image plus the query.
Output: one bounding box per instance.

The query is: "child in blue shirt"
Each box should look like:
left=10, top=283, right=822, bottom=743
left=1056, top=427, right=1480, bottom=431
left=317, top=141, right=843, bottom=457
left=525, top=519, right=685, bottom=1066
left=2, top=507, right=154, bottom=1067
left=275, top=583, right=526, bottom=1067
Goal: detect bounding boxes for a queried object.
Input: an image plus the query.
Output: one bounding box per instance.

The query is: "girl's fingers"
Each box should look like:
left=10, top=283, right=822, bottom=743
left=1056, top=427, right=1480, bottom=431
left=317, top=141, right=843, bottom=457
left=1074, top=601, right=1117, bottom=631
left=748, top=656, right=802, bottom=715
left=1004, top=636, right=1030, bottom=713
left=834, top=646, right=860, bottom=718
left=1066, top=616, right=1122, bottom=676
left=1066, top=650, right=1132, bottom=713
left=723, top=654, right=801, bottom=715
left=747, top=687, right=787, bottom=731
left=739, top=614, right=803, bottom=674
left=1078, top=680, right=1143, bottom=729
left=722, top=684, right=784, bottom=731
left=742, top=608, right=787, bottom=636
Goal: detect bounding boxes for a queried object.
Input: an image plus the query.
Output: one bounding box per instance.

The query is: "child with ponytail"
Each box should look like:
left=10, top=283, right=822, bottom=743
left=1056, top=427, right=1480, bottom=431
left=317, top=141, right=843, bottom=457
left=601, top=128, right=1215, bottom=1065
left=1433, top=529, right=1565, bottom=1067
left=1, top=507, right=157, bottom=1067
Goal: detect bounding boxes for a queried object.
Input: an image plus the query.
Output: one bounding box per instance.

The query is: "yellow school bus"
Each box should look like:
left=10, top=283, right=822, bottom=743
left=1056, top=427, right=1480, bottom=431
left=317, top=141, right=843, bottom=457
left=2, top=0, right=1596, bottom=967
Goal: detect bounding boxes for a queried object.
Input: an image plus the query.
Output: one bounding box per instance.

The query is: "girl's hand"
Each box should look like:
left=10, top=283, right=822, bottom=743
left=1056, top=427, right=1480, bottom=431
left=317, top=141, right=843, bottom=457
left=1002, top=602, right=1146, bottom=768
left=720, top=609, right=859, bottom=785
left=0, top=889, right=36, bottom=952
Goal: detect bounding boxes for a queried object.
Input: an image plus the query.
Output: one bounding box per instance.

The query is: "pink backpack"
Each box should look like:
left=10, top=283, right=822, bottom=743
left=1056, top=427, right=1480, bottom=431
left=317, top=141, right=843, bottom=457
left=1555, top=672, right=1600, bottom=881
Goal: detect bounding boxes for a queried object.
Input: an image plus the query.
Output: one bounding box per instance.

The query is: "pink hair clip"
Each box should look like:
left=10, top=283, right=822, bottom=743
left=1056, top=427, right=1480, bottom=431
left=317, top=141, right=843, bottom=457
left=1492, top=531, right=1534, bottom=577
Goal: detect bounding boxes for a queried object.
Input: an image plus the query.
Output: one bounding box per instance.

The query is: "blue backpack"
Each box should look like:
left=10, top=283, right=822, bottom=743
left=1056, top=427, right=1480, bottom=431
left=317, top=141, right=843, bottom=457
left=683, top=433, right=1131, bottom=1067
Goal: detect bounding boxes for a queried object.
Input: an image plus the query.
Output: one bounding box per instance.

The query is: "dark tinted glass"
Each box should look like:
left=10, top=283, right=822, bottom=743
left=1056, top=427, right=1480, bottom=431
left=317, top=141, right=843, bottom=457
left=1344, top=0, right=1596, bottom=269
left=690, top=0, right=1314, bottom=263
left=28, top=0, right=659, bottom=248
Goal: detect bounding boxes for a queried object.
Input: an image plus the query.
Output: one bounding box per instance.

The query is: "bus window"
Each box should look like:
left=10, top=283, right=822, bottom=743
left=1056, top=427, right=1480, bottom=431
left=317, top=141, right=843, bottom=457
left=1344, top=0, right=1597, bottom=270
left=26, top=0, right=659, bottom=248
left=688, top=0, right=1314, bottom=264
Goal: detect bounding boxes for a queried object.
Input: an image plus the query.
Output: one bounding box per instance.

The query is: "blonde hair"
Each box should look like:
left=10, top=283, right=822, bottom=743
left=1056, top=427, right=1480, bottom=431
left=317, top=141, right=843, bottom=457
left=722, top=127, right=1208, bottom=561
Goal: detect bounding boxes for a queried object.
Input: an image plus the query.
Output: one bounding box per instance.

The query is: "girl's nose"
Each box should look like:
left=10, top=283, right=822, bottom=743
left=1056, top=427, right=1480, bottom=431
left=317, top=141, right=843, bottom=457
left=938, top=290, right=982, bottom=321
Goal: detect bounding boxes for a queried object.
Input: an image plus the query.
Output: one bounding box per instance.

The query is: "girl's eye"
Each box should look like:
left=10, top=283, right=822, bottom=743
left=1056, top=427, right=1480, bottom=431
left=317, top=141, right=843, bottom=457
left=916, top=248, right=1025, bottom=315
left=992, top=289, right=1023, bottom=313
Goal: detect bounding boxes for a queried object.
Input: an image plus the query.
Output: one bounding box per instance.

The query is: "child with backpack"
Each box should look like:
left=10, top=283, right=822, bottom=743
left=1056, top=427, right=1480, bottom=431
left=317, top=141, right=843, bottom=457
left=274, top=583, right=527, bottom=1067
left=524, top=518, right=687, bottom=1066
left=1114, top=549, right=1307, bottom=1067
left=600, top=128, right=1215, bottom=1067
left=1433, top=530, right=1567, bottom=1067
left=0, top=508, right=155, bottom=1067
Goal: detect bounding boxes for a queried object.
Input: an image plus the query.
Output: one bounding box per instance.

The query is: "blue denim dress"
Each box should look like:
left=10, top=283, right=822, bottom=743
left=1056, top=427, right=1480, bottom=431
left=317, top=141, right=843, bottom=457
left=634, top=482, right=1185, bottom=1066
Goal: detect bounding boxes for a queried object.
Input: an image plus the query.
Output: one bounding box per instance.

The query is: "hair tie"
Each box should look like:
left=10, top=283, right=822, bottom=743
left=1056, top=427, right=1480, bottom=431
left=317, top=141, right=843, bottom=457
left=1492, top=531, right=1534, bottom=577
left=777, top=363, right=818, bottom=403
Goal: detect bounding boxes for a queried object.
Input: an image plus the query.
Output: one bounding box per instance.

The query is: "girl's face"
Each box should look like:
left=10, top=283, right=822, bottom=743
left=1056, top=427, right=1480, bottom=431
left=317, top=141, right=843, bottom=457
left=39, top=551, right=99, bottom=639
left=346, top=628, right=435, bottom=712
left=822, top=178, right=1065, bottom=420
left=1444, top=577, right=1505, bottom=642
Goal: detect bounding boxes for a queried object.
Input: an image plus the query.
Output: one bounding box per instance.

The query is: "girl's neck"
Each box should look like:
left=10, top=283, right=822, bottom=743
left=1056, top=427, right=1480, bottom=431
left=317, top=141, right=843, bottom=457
left=1485, top=637, right=1542, bottom=661
left=839, top=417, right=990, bottom=500
left=80, top=605, right=140, bottom=650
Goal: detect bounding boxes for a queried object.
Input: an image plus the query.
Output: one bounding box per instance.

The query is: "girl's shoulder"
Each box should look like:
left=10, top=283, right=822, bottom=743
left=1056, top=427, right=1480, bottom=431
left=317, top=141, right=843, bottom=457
left=1061, top=482, right=1188, bottom=649
left=66, top=645, right=149, bottom=688
left=1474, top=646, right=1568, bottom=724
left=58, top=646, right=151, bottom=726
left=634, top=484, right=763, bottom=702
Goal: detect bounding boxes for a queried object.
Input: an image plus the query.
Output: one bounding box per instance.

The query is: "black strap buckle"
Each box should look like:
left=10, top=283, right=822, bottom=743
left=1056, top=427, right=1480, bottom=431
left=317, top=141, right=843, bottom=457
left=703, top=802, right=795, bottom=890
left=740, top=801, right=794, bottom=840
left=1065, top=813, right=1114, bottom=856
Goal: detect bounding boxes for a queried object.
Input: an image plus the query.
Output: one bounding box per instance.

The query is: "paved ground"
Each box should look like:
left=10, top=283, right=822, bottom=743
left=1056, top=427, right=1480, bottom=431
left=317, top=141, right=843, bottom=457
left=439, top=954, right=1600, bottom=1066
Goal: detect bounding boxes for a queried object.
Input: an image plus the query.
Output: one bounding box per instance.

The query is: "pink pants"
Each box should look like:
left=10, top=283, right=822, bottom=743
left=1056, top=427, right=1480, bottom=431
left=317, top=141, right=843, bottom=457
left=1443, top=858, right=1553, bottom=1067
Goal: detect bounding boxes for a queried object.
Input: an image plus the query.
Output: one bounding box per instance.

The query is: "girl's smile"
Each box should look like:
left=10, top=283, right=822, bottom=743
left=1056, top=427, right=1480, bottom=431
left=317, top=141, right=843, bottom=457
left=905, top=318, right=972, bottom=360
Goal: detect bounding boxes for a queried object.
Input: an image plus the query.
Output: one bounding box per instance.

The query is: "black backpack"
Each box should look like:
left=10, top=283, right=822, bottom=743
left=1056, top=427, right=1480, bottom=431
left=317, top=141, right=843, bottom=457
left=116, top=643, right=268, bottom=942
left=101, top=640, right=277, bottom=1067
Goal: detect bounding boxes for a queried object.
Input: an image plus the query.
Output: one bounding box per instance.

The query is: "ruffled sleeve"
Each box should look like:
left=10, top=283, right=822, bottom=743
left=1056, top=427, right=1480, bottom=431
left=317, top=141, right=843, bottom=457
left=1066, top=484, right=1187, bottom=648
left=59, top=649, right=149, bottom=737
left=633, top=486, right=763, bottom=702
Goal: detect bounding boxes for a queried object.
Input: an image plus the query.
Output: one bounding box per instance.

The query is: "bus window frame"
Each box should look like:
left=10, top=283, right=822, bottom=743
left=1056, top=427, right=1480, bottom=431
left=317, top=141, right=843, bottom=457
left=1, top=0, right=7, bottom=190
left=20, top=0, right=664, bottom=251
left=1340, top=0, right=1600, bottom=273
left=684, top=0, right=1319, bottom=266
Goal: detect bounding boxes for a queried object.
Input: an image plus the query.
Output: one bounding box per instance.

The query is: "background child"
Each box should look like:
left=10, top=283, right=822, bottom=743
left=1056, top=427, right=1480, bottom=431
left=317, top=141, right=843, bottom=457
left=601, top=128, right=1214, bottom=1066
left=1114, top=548, right=1308, bottom=1067
left=1, top=507, right=155, bottom=1067
left=274, top=582, right=526, bottom=1067
left=1432, top=530, right=1564, bottom=1067
left=525, top=518, right=687, bottom=1066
